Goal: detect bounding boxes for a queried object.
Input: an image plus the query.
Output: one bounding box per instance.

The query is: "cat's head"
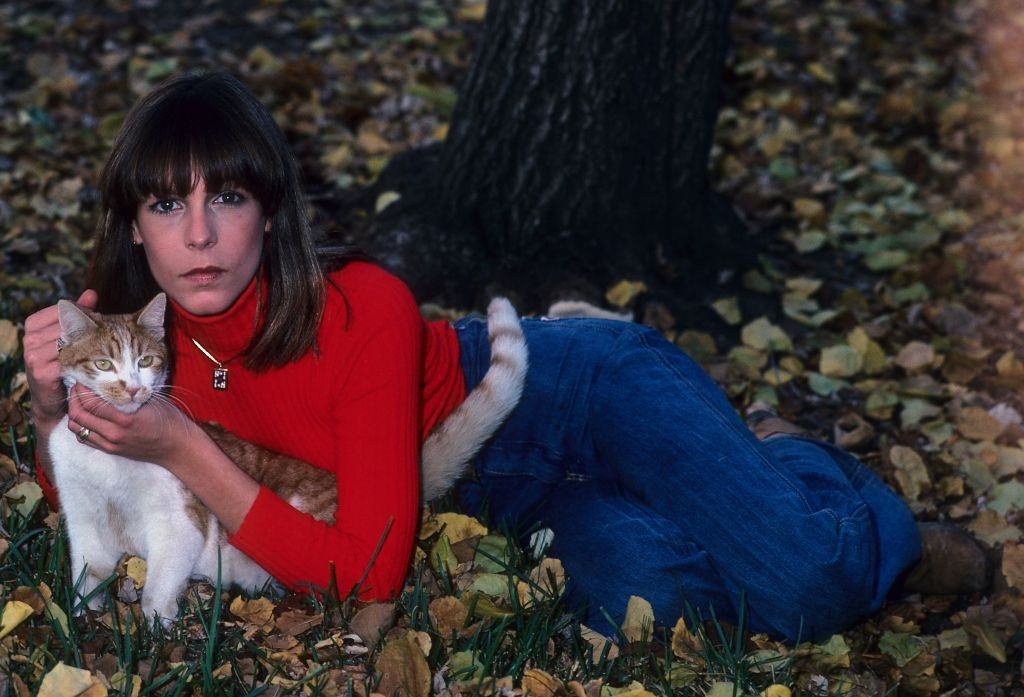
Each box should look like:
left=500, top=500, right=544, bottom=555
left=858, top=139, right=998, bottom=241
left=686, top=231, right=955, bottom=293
left=56, top=294, right=168, bottom=414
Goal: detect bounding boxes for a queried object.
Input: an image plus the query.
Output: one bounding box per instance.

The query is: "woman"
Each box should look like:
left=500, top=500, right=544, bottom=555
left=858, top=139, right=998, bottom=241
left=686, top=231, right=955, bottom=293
left=23, top=71, right=988, bottom=642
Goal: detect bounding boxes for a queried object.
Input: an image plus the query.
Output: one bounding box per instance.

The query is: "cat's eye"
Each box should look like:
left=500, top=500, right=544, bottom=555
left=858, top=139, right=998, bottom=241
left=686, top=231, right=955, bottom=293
left=94, top=359, right=113, bottom=371
left=138, top=355, right=154, bottom=368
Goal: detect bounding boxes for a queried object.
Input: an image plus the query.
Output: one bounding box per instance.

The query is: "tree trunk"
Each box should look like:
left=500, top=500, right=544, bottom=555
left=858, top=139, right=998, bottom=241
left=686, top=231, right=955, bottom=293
left=365, top=0, right=750, bottom=310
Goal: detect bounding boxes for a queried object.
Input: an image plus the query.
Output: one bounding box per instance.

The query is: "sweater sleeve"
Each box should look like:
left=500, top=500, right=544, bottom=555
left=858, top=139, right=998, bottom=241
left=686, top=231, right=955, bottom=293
left=227, top=273, right=423, bottom=601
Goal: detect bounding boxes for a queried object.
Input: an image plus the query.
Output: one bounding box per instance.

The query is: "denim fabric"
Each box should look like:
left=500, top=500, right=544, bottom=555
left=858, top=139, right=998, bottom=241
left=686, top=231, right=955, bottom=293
left=452, top=315, right=921, bottom=642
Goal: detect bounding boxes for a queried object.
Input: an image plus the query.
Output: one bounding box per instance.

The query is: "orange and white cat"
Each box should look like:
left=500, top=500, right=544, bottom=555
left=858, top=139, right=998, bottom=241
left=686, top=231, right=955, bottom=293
left=48, top=293, right=527, bottom=624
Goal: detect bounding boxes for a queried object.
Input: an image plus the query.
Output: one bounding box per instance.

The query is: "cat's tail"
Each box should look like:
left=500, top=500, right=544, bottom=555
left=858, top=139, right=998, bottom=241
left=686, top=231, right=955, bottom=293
left=421, top=298, right=528, bottom=501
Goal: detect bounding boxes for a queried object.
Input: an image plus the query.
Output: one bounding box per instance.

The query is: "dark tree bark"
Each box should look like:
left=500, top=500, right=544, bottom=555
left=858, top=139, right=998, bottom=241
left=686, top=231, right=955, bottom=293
left=363, top=0, right=751, bottom=311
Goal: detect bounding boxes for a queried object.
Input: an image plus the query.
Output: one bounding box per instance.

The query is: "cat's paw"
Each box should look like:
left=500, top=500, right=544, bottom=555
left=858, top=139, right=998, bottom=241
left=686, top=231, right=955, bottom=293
left=140, top=598, right=178, bottom=628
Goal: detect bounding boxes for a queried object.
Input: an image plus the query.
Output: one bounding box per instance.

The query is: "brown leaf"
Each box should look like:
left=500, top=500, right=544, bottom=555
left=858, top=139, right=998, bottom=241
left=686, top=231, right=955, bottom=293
left=522, top=669, right=561, bottom=697
left=1001, top=542, right=1024, bottom=591
left=350, top=602, right=396, bottom=652
left=833, top=413, right=875, bottom=450
left=429, top=596, right=468, bottom=638
left=956, top=406, right=1006, bottom=441
left=374, top=634, right=431, bottom=697
left=275, top=609, right=323, bottom=637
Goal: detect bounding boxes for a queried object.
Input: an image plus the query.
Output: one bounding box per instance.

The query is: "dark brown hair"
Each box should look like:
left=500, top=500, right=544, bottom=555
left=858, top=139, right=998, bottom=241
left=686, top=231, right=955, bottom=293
left=88, top=70, right=354, bottom=370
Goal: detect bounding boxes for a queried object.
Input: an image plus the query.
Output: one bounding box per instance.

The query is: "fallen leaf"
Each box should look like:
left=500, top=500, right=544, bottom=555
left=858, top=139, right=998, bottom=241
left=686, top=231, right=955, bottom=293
left=228, top=596, right=274, bottom=628
left=969, top=510, right=1022, bottom=546
left=429, top=596, right=468, bottom=637
left=580, top=624, right=619, bottom=661
left=375, top=634, right=432, bottom=697
left=957, top=406, right=1006, bottom=441
left=741, top=317, right=793, bottom=352
left=0, top=600, right=34, bottom=640
left=1001, top=542, right=1024, bottom=591
left=819, top=345, right=863, bottom=377
left=4, top=481, right=43, bottom=519
left=523, top=669, right=561, bottom=697
left=125, top=557, right=146, bottom=589
left=705, top=682, right=735, bottom=697
left=420, top=512, right=487, bottom=543
left=605, top=280, right=647, bottom=308
left=895, top=341, right=935, bottom=372
left=350, top=602, right=396, bottom=650
left=964, top=618, right=1006, bottom=663
left=889, top=445, right=931, bottom=500
left=878, top=631, right=922, bottom=667
left=620, top=595, right=654, bottom=643
left=36, top=662, right=94, bottom=697
left=0, top=320, right=18, bottom=359
left=711, top=297, right=742, bottom=325
left=761, top=686, right=791, bottom=697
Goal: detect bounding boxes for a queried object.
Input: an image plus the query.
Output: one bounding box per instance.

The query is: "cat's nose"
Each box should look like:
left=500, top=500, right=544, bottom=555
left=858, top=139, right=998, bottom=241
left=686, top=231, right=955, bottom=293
left=126, top=387, right=141, bottom=399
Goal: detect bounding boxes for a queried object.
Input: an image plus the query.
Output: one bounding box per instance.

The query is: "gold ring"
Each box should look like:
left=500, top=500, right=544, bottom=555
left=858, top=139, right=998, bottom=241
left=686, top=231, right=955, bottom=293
left=76, top=426, right=91, bottom=444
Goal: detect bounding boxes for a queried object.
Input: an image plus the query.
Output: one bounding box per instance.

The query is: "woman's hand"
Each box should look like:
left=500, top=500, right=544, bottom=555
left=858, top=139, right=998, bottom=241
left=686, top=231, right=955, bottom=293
left=66, top=383, right=194, bottom=467
left=23, top=290, right=99, bottom=430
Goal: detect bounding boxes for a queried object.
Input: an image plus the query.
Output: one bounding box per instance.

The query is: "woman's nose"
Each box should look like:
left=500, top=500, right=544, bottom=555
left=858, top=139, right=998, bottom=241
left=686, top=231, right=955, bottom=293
left=185, top=208, right=216, bottom=249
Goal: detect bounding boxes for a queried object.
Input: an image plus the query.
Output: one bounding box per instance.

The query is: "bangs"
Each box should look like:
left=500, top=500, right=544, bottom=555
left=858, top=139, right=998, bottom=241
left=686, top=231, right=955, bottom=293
left=106, top=77, right=286, bottom=215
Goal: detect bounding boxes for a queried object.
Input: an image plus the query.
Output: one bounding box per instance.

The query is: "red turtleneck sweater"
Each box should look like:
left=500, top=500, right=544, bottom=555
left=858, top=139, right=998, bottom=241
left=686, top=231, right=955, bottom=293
left=38, top=261, right=466, bottom=602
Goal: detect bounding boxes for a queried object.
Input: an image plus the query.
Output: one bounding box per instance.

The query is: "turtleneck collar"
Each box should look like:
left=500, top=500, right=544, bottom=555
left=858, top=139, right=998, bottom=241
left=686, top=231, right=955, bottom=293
left=169, top=271, right=265, bottom=359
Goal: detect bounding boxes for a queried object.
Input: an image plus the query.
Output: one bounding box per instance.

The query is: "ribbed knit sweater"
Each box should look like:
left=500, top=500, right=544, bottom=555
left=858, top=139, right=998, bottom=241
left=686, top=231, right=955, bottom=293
left=38, top=261, right=467, bottom=602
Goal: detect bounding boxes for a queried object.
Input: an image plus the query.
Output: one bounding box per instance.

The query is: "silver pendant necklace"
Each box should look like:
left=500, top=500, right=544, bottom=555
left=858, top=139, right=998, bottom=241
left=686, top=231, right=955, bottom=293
left=190, top=338, right=232, bottom=390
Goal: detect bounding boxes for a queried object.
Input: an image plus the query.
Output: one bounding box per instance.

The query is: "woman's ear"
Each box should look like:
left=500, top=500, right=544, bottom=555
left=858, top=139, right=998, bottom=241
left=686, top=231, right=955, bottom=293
left=264, top=218, right=271, bottom=233
left=131, top=222, right=143, bottom=245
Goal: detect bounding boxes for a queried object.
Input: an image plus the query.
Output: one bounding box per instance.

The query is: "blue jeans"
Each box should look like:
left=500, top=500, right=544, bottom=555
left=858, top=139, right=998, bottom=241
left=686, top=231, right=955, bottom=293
left=452, top=315, right=921, bottom=642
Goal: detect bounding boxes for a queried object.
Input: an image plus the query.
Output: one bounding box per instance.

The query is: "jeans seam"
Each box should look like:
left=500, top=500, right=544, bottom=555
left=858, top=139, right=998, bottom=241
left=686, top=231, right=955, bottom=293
left=636, top=328, right=817, bottom=516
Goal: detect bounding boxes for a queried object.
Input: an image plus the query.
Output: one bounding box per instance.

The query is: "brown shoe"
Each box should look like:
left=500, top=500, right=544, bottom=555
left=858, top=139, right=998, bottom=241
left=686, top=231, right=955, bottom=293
left=745, top=401, right=809, bottom=441
left=901, top=522, right=992, bottom=595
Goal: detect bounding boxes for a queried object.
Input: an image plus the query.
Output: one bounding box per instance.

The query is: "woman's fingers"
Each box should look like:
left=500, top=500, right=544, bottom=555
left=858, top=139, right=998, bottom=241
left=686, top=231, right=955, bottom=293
left=77, top=289, right=99, bottom=310
left=67, top=418, right=117, bottom=454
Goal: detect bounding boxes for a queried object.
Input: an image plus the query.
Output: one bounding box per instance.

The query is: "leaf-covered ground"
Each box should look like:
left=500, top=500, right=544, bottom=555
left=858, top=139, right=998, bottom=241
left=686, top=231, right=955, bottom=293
left=1, top=0, right=1023, bottom=694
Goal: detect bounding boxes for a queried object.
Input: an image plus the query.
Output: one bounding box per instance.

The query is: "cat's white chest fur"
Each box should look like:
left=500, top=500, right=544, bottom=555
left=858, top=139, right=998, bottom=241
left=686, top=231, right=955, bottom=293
left=50, top=415, right=272, bottom=623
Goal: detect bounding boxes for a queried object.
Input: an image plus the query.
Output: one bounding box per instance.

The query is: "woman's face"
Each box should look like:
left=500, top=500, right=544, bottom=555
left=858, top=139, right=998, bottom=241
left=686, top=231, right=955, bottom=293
left=133, top=179, right=268, bottom=316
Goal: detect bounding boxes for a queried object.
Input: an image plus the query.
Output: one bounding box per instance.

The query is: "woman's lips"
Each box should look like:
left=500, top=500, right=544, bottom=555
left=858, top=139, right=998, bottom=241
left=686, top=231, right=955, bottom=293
left=182, top=267, right=226, bottom=285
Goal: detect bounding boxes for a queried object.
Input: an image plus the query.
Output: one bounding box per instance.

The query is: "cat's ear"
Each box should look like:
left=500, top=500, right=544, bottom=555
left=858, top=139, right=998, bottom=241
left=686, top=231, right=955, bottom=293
left=57, top=300, right=97, bottom=344
left=136, top=293, right=166, bottom=340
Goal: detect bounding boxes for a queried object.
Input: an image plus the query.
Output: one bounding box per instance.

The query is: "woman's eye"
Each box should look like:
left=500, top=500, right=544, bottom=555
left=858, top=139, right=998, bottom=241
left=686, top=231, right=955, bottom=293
left=216, top=190, right=246, bottom=205
left=94, top=359, right=113, bottom=371
left=148, top=199, right=179, bottom=215
left=138, top=355, right=154, bottom=368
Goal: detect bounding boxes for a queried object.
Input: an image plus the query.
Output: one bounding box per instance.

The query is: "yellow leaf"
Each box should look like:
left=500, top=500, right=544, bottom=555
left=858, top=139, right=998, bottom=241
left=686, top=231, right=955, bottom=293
left=792, top=198, right=825, bottom=223
left=889, top=445, right=931, bottom=500
left=784, top=277, right=822, bottom=297
left=44, top=600, right=70, bottom=637
left=375, top=191, right=402, bottom=214
left=711, top=297, right=741, bottom=325
left=125, top=557, right=147, bottom=589
left=111, top=672, right=141, bottom=697
left=741, top=317, right=792, bottom=352
left=321, top=142, right=352, bottom=171
left=819, top=345, right=862, bottom=377
left=580, top=624, right=619, bottom=661
left=705, top=682, right=736, bottom=697
left=761, top=686, right=792, bottom=697
left=433, top=123, right=449, bottom=141
left=37, top=662, right=95, bottom=697
left=0, top=600, right=34, bottom=640
left=456, top=1, right=487, bottom=21
left=420, top=512, right=487, bottom=543
left=356, top=128, right=391, bottom=155
left=228, top=596, right=275, bottom=628
left=4, top=481, right=43, bottom=519
left=0, top=320, right=18, bottom=360
left=620, top=595, right=654, bottom=643
left=670, top=616, right=702, bottom=658
left=605, top=280, right=647, bottom=308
